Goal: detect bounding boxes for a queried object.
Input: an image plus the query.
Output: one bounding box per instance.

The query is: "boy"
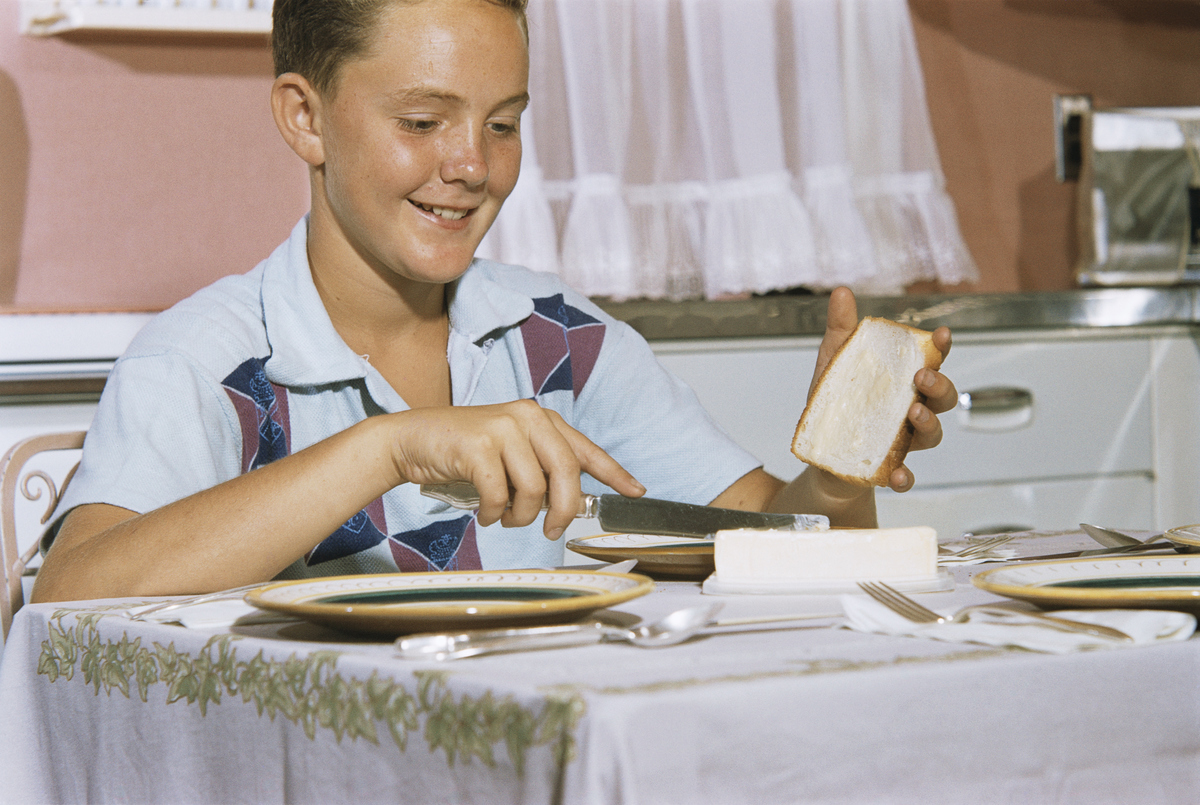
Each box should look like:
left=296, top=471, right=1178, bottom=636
left=33, top=0, right=955, bottom=602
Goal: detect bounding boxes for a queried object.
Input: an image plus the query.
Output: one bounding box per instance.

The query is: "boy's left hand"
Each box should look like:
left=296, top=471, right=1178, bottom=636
left=815, top=287, right=957, bottom=494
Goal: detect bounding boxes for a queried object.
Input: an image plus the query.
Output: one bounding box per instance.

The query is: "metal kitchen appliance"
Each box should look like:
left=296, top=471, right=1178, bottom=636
left=1056, top=95, right=1200, bottom=286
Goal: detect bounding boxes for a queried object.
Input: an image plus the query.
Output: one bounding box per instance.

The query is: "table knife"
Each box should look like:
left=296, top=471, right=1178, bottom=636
left=1013, top=541, right=1177, bottom=563
left=419, top=481, right=829, bottom=539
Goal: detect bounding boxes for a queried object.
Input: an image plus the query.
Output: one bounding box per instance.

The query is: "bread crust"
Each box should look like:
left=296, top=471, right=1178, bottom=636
left=791, top=317, right=944, bottom=487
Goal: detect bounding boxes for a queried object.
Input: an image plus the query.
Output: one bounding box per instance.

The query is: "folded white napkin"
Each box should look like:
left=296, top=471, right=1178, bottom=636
left=124, top=599, right=295, bottom=629
left=937, top=546, right=1018, bottom=566
left=840, top=595, right=1196, bottom=654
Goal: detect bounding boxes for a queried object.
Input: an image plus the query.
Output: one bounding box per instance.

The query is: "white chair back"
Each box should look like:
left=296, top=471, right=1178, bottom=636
left=0, top=431, right=86, bottom=639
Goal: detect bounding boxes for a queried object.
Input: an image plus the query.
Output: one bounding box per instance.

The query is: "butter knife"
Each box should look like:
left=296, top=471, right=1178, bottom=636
left=1013, top=541, right=1176, bottom=563
left=419, top=481, right=829, bottom=539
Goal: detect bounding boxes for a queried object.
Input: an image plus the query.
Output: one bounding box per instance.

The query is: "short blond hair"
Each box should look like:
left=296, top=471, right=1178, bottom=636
left=272, top=0, right=529, bottom=97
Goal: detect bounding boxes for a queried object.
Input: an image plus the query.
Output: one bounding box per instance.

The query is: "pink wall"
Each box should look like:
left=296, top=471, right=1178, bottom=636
left=5, top=1, right=1200, bottom=311
left=0, top=2, right=309, bottom=312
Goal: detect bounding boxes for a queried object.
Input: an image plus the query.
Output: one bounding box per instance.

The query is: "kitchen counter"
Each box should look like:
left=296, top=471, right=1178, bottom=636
left=598, top=285, right=1200, bottom=340
left=3, top=286, right=1200, bottom=402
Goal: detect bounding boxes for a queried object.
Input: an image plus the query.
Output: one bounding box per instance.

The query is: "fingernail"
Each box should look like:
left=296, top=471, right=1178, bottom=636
left=546, top=526, right=565, bottom=541
left=631, top=478, right=646, bottom=494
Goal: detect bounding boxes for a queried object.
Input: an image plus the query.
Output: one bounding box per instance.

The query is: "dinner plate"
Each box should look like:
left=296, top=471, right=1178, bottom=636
left=245, top=570, right=654, bottom=637
left=566, top=533, right=714, bottom=579
left=973, top=555, right=1200, bottom=610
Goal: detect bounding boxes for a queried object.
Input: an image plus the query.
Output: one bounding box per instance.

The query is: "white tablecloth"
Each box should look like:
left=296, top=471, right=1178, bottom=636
left=2, top=531, right=1198, bottom=804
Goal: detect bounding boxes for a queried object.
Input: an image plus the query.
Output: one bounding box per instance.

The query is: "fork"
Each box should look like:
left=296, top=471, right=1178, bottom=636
left=938, top=534, right=1014, bottom=560
left=127, top=582, right=271, bottom=621
left=856, top=580, right=1133, bottom=642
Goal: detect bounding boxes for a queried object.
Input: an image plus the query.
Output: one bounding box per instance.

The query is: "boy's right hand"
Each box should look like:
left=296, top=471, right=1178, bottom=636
left=387, top=400, right=645, bottom=541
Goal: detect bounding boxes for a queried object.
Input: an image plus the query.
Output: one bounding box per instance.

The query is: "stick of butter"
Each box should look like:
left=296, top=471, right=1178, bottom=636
left=713, top=526, right=938, bottom=584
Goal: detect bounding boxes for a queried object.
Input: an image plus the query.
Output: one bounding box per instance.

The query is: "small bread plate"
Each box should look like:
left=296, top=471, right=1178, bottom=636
left=973, top=554, right=1200, bottom=611
left=1164, top=524, right=1200, bottom=552
left=566, top=533, right=713, bottom=579
left=702, top=569, right=954, bottom=596
left=245, top=569, right=654, bottom=637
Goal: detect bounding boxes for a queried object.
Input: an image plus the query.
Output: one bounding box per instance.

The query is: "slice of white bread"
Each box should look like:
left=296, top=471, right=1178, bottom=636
left=791, top=316, right=943, bottom=487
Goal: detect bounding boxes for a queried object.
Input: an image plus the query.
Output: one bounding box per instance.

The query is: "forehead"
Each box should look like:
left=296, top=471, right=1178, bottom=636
left=363, top=0, right=528, bottom=72
left=327, top=0, right=528, bottom=102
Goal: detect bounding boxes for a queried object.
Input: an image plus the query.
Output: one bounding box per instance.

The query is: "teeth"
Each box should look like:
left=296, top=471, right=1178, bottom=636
left=415, top=202, right=468, bottom=221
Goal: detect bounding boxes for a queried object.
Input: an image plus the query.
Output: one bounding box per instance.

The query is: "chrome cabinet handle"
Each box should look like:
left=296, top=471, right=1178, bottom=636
left=957, top=386, right=1033, bottom=413
left=957, top=386, right=1034, bottom=431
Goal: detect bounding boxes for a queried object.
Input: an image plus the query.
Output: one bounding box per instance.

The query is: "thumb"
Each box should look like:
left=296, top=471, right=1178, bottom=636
left=813, top=287, right=859, bottom=387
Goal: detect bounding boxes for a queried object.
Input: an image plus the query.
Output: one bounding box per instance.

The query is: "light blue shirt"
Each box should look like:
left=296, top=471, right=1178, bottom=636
left=58, top=217, right=761, bottom=576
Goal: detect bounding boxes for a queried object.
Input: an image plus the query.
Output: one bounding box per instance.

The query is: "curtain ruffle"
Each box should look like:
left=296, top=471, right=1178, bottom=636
left=485, top=0, right=978, bottom=299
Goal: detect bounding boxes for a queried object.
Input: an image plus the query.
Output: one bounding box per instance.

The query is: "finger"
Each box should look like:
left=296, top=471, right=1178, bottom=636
left=470, top=460, right=516, bottom=527
left=888, top=465, right=915, bottom=493
left=491, top=406, right=583, bottom=538
left=907, top=400, right=943, bottom=452
left=546, top=412, right=644, bottom=500
left=500, top=453, right=550, bottom=529
left=812, top=287, right=858, bottom=396
left=915, top=368, right=958, bottom=415
left=537, top=411, right=643, bottom=540
left=931, top=326, right=952, bottom=358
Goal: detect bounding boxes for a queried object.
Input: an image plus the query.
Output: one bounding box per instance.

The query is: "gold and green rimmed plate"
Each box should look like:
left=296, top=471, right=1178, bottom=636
left=1164, top=524, right=1200, bottom=552
left=245, top=570, right=654, bottom=637
left=566, top=533, right=714, bottom=580
left=973, top=555, right=1200, bottom=611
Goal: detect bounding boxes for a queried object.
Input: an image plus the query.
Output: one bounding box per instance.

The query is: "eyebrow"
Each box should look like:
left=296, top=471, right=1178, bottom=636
left=387, top=87, right=530, bottom=112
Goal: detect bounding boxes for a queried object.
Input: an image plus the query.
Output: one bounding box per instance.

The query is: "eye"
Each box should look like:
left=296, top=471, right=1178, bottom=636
left=397, top=118, right=439, bottom=134
left=487, top=118, right=520, bottom=137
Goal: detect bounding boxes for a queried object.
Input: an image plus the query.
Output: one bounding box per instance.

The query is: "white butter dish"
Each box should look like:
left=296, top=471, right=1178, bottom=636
left=701, top=569, right=954, bottom=596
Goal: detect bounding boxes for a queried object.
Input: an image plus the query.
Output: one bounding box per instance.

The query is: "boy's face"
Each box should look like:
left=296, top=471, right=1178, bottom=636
left=311, top=0, right=529, bottom=289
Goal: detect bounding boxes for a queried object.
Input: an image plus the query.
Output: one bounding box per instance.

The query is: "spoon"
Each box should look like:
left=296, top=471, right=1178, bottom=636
left=1080, top=523, right=1145, bottom=548
left=395, top=603, right=725, bottom=660
left=1078, top=523, right=1199, bottom=555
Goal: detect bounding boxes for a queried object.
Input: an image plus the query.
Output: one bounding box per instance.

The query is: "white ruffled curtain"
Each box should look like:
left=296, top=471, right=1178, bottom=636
left=478, top=0, right=978, bottom=300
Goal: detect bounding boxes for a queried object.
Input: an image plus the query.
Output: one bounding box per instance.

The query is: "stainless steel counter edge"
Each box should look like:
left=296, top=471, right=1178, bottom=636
left=4, top=286, right=1200, bottom=401
left=596, top=286, right=1200, bottom=340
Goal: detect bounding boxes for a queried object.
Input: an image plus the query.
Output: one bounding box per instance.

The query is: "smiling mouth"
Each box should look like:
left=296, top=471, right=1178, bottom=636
left=412, top=200, right=474, bottom=221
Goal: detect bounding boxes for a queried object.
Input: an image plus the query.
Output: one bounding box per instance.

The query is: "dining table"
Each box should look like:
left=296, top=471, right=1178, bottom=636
left=1, top=528, right=1198, bottom=804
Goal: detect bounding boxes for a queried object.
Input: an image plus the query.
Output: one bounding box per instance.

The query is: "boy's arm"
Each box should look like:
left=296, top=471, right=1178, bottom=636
left=708, top=287, right=956, bottom=527
left=32, top=401, right=645, bottom=602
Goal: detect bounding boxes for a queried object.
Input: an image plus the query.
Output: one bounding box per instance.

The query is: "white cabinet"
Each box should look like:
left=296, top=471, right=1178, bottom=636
left=652, top=326, right=1200, bottom=538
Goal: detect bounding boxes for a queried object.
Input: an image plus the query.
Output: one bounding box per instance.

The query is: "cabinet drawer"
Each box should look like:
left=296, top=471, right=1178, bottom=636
left=656, top=335, right=1154, bottom=487
left=653, top=339, right=817, bottom=480
left=875, top=473, right=1156, bottom=538
left=904, top=338, right=1152, bottom=486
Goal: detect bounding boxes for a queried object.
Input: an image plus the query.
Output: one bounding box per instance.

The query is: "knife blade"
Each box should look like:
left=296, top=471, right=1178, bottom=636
left=419, top=481, right=829, bottom=538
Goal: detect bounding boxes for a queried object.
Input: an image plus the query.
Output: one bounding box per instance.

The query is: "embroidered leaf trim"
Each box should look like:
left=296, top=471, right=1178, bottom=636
left=36, top=608, right=584, bottom=775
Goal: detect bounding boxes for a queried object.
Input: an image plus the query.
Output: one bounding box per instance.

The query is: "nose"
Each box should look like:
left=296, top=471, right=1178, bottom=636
left=440, top=128, right=489, bottom=188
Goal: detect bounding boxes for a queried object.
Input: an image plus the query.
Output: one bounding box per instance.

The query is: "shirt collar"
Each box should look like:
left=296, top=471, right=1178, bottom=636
left=260, top=216, right=369, bottom=387
left=446, top=258, right=535, bottom=344
left=260, top=218, right=535, bottom=387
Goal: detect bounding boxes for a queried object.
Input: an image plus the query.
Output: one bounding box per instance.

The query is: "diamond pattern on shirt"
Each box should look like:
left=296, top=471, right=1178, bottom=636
left=223, top=357, right=290, bottom=473
left=388, top=515, right=482, bottom=572
left=305, top=497, right=389, bottom=565
left=221, top=357, right=482, bottom=571
left=520, top=294, right=605, bottom=399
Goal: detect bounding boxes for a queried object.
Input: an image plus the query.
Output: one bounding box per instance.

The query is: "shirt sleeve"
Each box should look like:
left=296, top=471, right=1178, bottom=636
left=54, top=350, right=244, bottom=520
left=571, top=319, right=762, bottom=506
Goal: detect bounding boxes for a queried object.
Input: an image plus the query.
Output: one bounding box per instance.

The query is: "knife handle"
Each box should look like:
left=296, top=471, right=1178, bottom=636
left=420, top=482, right=597, bottom=517
left=395, top=622, right=612, bottom=660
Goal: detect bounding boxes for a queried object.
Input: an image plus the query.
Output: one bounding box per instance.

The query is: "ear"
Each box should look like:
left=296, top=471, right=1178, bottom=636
left=271, top=72, right=326, bottom=167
